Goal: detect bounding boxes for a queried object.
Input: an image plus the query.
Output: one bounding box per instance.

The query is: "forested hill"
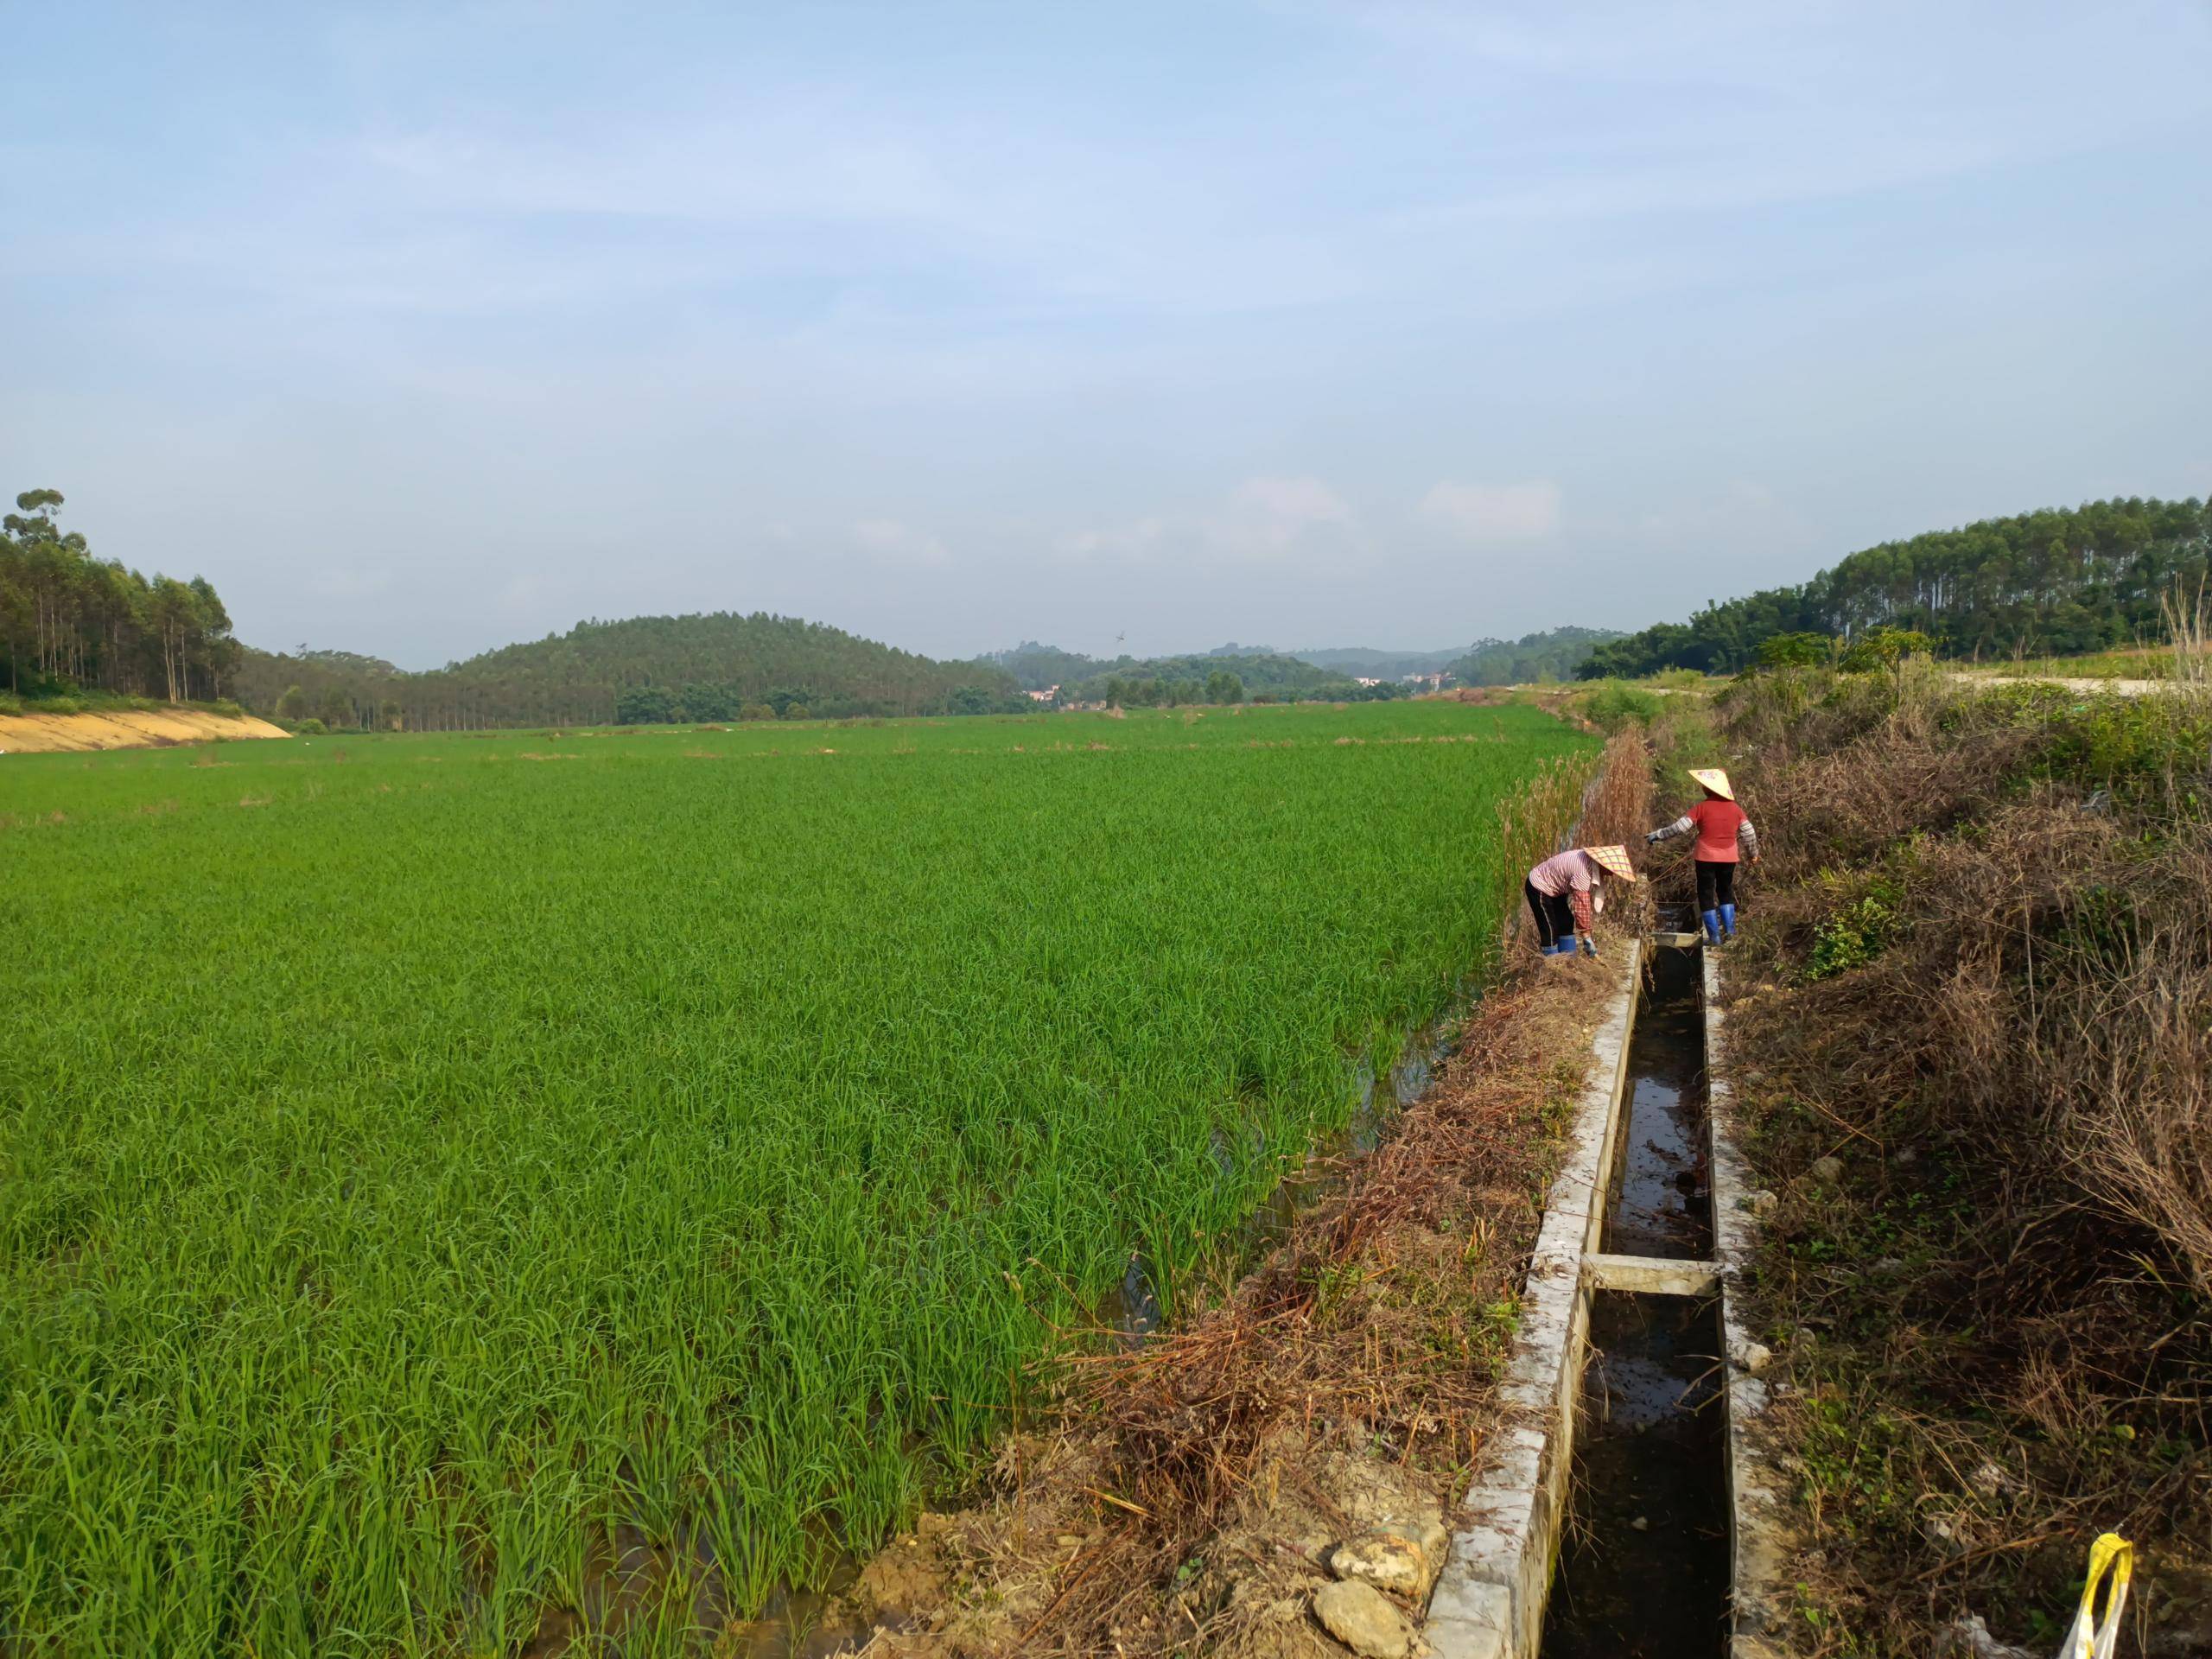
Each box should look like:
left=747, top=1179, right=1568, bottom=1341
left=235, top=613, right=1025, bottom=729
left=1582, top=497, right=2211, bottom=678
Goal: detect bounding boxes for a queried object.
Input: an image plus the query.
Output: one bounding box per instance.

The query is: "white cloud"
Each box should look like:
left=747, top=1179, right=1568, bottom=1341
left=1057, top=517, right=1170, bottom=560
left=853, top=518, right=949, bottom=567
left=1207, top=476, right=1356, bottom=558
left=1058, top=478, right=1360, bottom=567
left=1420, top=480, right=1562, bottom=542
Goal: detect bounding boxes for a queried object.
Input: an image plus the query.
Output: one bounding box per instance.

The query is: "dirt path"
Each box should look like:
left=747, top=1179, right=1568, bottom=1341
left=0, top=708, right=289, bottom=753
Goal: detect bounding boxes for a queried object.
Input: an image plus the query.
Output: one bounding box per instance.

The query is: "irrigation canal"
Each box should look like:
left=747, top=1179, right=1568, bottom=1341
left=1538, top=940, right=1728, bottom=1658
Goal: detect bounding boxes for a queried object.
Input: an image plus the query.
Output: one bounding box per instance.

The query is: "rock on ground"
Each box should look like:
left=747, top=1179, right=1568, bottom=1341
left=1328, top=1522, right=1449, bottom=1600
left=1311, top=1580, right=1415, bottom=1659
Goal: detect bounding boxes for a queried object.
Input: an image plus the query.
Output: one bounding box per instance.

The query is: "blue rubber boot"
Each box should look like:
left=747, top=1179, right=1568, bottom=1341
left=1701, top=908, right=1723, bottom=945
left=1719, top=903, right=1738, bottom=941
left=1548, top=938, right=1575, bottom=956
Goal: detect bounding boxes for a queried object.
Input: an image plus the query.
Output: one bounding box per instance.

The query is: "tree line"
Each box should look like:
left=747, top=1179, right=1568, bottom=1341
left=1, top=489, right=241, bottom=704
left=1580, top=497, right=2212, bottom=678
left=611, top=677, right=1032, bottom=725
left=1087, top=668, right=1410, bottom=708
left=1063, top=650, right=1401, bottom=705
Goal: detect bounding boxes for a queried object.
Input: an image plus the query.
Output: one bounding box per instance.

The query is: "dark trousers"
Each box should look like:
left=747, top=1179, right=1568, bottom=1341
left=1695, top=859, right=1738, bottom=912
left=1525, top=880, right=1575, bottom=950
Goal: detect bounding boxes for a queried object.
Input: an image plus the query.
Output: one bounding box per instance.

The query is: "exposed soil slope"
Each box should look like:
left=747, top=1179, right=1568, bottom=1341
left=0, top=708, right=288, bottom=753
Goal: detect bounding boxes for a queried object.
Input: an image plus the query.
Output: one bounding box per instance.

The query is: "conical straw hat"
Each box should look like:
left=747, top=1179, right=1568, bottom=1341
left=1585, top=845, right=1638, bottom=881
left=1688, top=767, right=1733, bottom=799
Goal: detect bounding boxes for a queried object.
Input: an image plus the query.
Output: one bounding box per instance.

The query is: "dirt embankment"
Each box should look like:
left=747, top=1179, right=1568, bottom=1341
left=0, top=708, right=288, bottom=753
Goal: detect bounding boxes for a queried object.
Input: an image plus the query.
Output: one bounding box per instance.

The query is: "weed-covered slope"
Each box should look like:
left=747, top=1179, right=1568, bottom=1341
left=1707, top=666, right=2212, bottom=1653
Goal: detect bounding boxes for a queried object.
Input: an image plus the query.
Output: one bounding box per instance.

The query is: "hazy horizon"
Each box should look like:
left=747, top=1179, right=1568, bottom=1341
left=7, top=2, right=2209, bottom=671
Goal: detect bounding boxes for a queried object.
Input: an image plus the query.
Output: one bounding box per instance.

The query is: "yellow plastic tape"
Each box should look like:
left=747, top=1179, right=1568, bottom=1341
left=2060, top=1532, right=2132, bottom=1659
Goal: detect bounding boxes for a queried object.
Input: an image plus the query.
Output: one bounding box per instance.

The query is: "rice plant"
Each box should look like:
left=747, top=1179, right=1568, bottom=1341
left=0, top=699, right=1590, bottom=1655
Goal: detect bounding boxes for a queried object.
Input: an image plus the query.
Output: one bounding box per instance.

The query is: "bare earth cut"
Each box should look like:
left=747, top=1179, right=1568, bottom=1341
left=0, top=708, right=289, bottom=753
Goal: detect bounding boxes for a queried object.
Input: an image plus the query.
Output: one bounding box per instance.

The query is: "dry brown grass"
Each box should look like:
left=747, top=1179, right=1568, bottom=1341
left=1713, top=674, right=2212, bottom=1653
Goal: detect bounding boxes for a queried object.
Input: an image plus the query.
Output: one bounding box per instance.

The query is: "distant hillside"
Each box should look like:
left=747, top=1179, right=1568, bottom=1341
left=1449, top=626, right=1623, bottom=686
left=1289, top=645, right=1471, bottom=677
left=1065, top=651, right=1377, bottom=703
left=1580, top=497, right=2212, bottom=678
left=983, top=631, right=1610, bottom=700
left=981, top=641, right=1395, bottom=702
left=979, top=641, right=1105, bottom=690
left=237, top=613, right=1025, bottom=729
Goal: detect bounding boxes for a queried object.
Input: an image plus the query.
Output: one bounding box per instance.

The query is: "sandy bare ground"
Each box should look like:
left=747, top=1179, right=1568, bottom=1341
left=0, top=708, right=289, bottom=754
left=1953, top=671, right=2170, bottom=696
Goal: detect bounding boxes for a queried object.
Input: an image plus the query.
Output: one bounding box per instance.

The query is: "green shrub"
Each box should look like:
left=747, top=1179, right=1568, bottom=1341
left=1838, top=626, right=1934, bottom=673
left=2031, top=694, right=2212, bottom=813
left=1757, top=631, right=1834, bottom=669
left=292, top=718, right=327, bottom=736
left=1577, top=681, right=1662, bottom=732
left=0, top=691, right=21, bottom=716
left=209, top=699, right=245, bottom=719
left=1808, top=874, right=1904, bottom=979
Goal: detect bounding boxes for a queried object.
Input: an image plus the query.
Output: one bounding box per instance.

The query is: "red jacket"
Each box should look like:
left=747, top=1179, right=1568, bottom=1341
left=1651, top=799, right=1759, bottom=862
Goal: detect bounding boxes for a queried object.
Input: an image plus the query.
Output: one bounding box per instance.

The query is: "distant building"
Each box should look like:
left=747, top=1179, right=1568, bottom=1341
left=1026, top=685, right=1059, bottom=702
left=1355, top=677, right=1382, bottom=687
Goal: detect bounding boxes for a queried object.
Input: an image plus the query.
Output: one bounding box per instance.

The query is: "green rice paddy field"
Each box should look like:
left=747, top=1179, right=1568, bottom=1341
left=0, top=699, right=1589, bottom=1656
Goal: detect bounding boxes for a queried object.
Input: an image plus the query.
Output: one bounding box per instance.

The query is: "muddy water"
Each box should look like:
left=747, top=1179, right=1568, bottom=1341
left=1538, top=1293, right=1729, bottom=1659
left=1602, top=944, right=1712, bottom=1259
left=519, top=1522, right=894, bottom=1659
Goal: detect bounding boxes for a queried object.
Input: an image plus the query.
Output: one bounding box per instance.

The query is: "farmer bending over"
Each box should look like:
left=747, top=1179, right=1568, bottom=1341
left=1524, top=845, right=1639, bottom=960
left=1646, top=768, right=1759, bottom=946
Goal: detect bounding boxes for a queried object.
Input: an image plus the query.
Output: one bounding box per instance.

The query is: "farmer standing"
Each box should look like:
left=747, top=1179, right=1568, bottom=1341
left=1645, top=768, right=1759, bottom=946
left=1523, top=845, right=1639, bottom=959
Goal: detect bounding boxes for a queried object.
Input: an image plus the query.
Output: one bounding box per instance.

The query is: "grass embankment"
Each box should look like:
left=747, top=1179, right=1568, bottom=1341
left=0, top=700, right=1589, bottom=1656
left=1658, top=665, right=2211, bottom=1654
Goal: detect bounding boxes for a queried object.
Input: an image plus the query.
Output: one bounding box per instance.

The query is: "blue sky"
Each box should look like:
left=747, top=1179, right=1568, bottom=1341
left=4, top=2, right=2209, bottom=668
